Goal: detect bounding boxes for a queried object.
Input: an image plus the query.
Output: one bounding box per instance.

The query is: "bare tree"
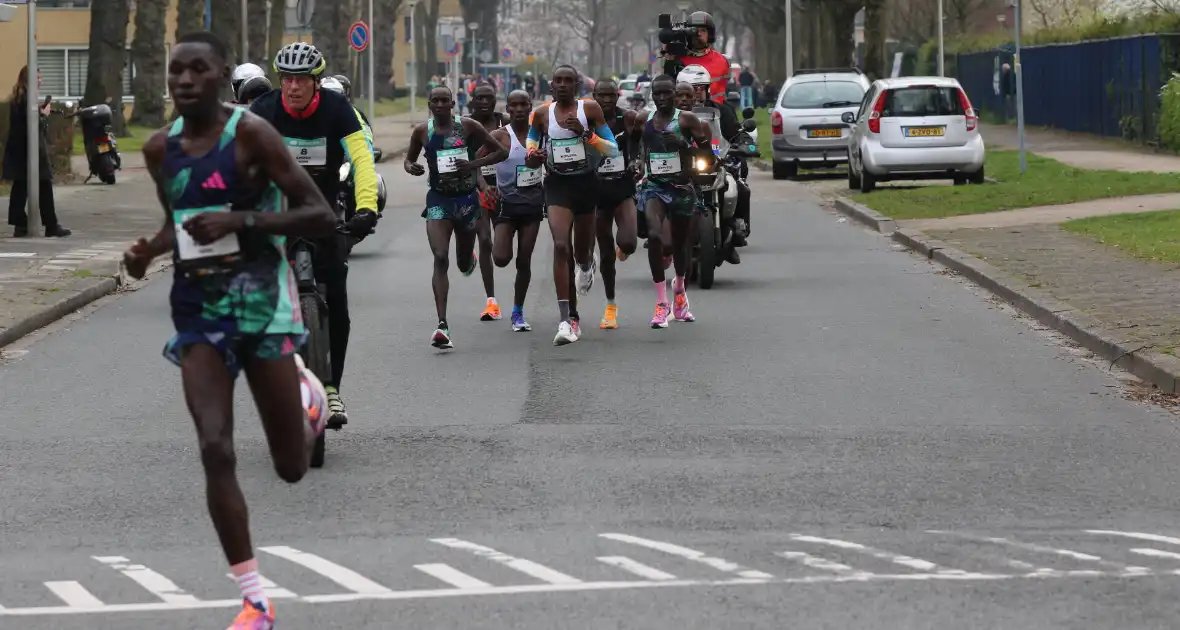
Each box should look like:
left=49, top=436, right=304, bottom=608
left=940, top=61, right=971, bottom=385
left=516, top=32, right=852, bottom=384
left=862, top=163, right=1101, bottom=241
left=84, top=0, right=131, bottom=134
left=247, top=0, right=269, bottom=66
left=267, top=0, right=288, bottom=81
left=1026, top=0, right=1109, bottom=28
left=130, top=0, right=167, bottom=127
left=556, top=0, right=628, bottom=76
left=176, top=0, right=205, bottom=37
left=374, top=0, right=404, bottom=97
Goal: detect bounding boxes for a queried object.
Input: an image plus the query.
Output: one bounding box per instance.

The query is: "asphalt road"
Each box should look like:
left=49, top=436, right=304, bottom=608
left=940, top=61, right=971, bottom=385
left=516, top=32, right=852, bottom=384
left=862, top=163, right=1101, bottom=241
left=3, top=164, right=1180, bottom=629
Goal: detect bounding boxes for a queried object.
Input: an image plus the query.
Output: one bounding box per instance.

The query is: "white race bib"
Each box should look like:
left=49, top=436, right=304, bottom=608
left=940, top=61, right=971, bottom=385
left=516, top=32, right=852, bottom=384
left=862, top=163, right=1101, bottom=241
left=481, top=164, right=497, bottom=177
left=284, top=137, right=328, bottom=167
left=552, top=137, right=586, bottom=164
left=174, top=207, right=241, bottom=261
left=516, top=165, right=542, bottom=187
left=599, top=156, right=625, bottom=174
left=649, top=152, right=681, bottom=175
left=436, top=147, right=466, bottom=174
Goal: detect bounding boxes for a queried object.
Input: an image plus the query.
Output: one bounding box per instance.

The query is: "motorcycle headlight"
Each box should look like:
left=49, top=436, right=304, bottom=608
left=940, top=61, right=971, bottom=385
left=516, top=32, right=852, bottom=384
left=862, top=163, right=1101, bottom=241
left=695, top=158, right=709, bottom=172
left=338, top=163, right=351, bottom=182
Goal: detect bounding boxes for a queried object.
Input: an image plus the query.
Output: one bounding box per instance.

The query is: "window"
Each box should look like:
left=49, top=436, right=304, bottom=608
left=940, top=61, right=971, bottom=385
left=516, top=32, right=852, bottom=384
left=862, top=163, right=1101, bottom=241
left=39, top=0, right=92, bottom=7
left=880, top=86, right=963, bottom=118
left=37, top=48, right=134, bottom=99
left=404, top=16, right=412, bottom=43
left=780, top=80, right=865, bottom=109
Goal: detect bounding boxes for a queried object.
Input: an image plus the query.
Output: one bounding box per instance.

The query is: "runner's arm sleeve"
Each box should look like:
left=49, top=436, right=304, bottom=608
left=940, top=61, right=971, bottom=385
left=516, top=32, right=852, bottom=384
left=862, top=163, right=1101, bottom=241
left=588, top=123, right=618, bottom=157
left=526, top=110, right=541, bottom=151
left=337, top=105, right=379, bottom=213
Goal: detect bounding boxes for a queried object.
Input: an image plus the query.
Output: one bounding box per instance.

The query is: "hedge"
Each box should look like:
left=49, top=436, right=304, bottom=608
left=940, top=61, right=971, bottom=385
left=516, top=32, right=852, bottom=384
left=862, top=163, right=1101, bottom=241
left=0, top=101, right=77, bottom=182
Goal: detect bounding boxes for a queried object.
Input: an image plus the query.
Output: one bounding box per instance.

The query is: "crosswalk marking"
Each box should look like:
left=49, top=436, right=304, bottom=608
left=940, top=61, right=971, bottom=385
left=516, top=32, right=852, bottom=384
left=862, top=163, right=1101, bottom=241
left=223, top=572, right=297, bottom=599
left=431, top=538, right=584, bottom=585
left=93, top=556, right=199, bottom=604
left=1085, top=530, right=1180, bottom=546
left=599, top=533, right=774, bottom=579
left=1130, top=548, right=1180, bottom=561
left=414, top=563, right=493, bottom=589
left=928, top=531, right=1150, bottom=574
left=44, top=581, right=104, bottom=608
left=258, top=546, right=391, bottom=595
left=596, top=556, right=678, bottom=581
left=776, top=550, right=869, bottom=576
left=790, top=534, right=968, bottom=575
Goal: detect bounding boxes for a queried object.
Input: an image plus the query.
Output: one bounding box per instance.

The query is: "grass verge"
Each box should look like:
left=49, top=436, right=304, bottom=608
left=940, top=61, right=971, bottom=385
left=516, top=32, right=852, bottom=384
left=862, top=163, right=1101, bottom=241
left=855, top=150, right=1180, bottom=221
left=1063, top=209, right=1180, bottom=264
left=73, top=124, right=159, bottom=156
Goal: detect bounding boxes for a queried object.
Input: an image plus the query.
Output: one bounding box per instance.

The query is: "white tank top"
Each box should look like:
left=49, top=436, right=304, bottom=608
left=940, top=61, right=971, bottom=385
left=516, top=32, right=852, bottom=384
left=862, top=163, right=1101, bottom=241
left=545, top=100, right=595, bottom=176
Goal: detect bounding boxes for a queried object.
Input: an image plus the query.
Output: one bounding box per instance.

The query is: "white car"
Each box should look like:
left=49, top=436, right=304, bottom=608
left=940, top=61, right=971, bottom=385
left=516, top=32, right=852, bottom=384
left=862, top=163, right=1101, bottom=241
left=843, top=76, right=986, bottom=193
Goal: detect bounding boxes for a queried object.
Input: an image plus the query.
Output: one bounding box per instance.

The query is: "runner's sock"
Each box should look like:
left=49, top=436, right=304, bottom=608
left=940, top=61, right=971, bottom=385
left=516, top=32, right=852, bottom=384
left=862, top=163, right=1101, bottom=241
left=607, top=299, right=616, bottom=306
left=231, top=559, right=268, bottom=611
left=655, top=281, right=667, bottom=303
left=558, top=300, right=570, bottom=322
left=673, top=275, right=686, bottom=293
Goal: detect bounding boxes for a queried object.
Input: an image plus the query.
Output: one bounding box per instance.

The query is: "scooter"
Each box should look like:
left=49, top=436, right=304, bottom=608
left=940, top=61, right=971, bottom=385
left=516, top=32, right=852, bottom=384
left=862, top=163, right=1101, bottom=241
left=62, top=100, right=121, bottom=185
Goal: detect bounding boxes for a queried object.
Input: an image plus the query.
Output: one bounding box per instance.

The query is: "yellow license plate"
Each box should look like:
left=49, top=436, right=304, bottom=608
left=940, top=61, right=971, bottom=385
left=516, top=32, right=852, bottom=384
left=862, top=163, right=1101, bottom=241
left=97, top=143, right=110, bottom=153
left=807, top=129, right=841, bottom=138
left=905, top=126, right=945, bottom=137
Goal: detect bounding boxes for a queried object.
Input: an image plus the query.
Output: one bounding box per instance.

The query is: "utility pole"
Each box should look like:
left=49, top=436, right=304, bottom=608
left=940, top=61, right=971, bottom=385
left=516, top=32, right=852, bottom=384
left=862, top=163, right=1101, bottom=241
left=1013, top=0, right=1026, bottom=173
left=408, top=0, right=418, bottom=116
left=26, top=0, right=39, bottom=234
left=368, top=0, right=375, bottom=122
left=784, top=0, right=793, bottom=78
left=936, top=0, right=945, bottom=75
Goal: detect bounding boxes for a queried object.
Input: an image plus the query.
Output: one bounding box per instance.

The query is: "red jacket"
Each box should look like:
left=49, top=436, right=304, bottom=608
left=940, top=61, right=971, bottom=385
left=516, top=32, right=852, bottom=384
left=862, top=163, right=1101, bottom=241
left=680, top=48, right=731, bottom=104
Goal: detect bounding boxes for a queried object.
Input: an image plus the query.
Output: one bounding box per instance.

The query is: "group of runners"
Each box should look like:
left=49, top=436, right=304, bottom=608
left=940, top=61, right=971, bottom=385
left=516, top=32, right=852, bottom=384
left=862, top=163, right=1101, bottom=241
left=404, top=64, right=716, bottom=348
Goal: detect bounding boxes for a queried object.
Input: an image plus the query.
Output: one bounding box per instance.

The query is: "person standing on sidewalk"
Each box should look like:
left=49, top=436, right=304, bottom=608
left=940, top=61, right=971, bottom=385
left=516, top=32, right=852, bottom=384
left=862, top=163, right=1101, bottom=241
left=4, top=66, right=70, bottom=238
left=738, top=66, right=756, bottom=110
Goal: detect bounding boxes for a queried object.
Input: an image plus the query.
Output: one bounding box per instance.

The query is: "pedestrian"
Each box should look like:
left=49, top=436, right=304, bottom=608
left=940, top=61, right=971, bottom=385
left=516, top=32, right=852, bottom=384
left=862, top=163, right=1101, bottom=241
left=4, top=65, right=69, bottom=238
left=739, top=65, right=756, bottom=110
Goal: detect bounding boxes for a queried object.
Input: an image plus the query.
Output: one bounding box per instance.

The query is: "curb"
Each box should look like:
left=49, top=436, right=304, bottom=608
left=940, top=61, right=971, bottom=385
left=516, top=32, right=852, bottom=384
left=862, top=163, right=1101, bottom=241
left=0, top=276, right=119, bottom=349
left=832, top=192, right=1180, bottom=392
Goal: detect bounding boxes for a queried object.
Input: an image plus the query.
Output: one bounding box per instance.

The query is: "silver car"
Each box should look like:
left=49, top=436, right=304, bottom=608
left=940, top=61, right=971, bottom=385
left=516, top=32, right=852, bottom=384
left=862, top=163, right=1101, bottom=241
left=770, top=68, right=870, bottom=180
left=843, top=76, right=986, bottom=193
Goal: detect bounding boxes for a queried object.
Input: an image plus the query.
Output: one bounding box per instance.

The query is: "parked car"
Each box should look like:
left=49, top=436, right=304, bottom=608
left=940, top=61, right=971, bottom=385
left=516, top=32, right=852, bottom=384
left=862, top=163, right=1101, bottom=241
left=770, top=67, right=871, bottom=180
left=843, top=76, right=985, bottom=193
left=619, top=78, right=638, bottom=102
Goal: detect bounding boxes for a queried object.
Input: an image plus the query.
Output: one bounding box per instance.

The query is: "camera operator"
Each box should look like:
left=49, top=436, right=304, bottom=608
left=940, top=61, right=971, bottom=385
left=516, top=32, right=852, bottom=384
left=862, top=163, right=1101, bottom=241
left=661, top=11, right=730, bottom=105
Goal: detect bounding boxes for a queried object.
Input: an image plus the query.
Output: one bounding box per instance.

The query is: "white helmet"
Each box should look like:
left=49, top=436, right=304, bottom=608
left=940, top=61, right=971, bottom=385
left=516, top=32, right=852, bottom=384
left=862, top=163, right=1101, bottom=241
left=320, top=77, right=345, bottom=94
left=677, top=64, right=712, bottom=88
left=273, top=42, right=326, bottom=76
left=231, top=63, right=265, bottom=94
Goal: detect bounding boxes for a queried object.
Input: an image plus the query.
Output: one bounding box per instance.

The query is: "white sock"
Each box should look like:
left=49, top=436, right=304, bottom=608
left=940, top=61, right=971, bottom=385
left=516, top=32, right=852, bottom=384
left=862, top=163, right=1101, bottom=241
left=235, top=569, right=268, bottom=610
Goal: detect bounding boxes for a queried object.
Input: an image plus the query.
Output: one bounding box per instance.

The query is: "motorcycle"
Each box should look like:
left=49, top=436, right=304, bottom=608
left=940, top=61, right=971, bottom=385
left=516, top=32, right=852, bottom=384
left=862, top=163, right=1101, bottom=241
left=288, top=222, right=334, bottom=468
left=62, top=100, right=121, bottom=185
left=336, top=161, right=387, bottom=256
left=687, top=105, right=759, bottom=289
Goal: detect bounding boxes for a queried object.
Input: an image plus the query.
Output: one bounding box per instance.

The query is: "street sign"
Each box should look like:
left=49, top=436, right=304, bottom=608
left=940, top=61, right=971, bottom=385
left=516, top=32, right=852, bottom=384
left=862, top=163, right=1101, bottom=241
left=295, top=0, right=313, bottom=27
left=501, top=47, right=512, bottom=60
left=649, top=52, right=658, bottom=63
left=446, top=42, right=461, bottom=57
left=525, top=53, right=536, bottom=64
left=349, top=21, right=369, bottom=52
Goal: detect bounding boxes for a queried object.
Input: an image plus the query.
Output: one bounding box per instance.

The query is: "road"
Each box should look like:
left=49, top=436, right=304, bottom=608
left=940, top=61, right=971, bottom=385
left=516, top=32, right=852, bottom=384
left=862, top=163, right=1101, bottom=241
left=2, top=164, right=1180, bottom=629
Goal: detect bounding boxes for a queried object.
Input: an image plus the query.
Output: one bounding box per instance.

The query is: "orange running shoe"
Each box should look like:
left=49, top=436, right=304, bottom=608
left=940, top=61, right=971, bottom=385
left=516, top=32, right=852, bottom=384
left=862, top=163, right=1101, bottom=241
left=600, top=304, right=619, bottom=329
left=480, top=298, right=502, bottom=321
left=227, top=599, right=275, bottom=629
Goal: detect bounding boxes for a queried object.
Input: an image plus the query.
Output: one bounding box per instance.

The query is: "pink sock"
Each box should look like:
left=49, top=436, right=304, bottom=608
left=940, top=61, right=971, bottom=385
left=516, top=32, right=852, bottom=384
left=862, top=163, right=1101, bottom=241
left=673, top=276, right=686, bottom=293
left=655, top=280, right=667, bottom=303
left=231, top=559, right=268, bottom=610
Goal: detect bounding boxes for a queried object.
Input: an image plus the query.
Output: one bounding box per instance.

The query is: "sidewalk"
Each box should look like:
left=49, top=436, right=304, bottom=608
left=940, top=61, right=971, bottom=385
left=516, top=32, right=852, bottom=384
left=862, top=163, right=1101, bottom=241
left=978, top=122, right=1180, bottom=173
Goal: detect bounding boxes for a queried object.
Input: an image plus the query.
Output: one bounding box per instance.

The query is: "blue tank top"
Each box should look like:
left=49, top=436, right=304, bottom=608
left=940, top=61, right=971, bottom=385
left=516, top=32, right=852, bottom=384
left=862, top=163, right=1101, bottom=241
left=642, top=110, right=692, bottom=185
left=424, top=117, right=478, bottom=196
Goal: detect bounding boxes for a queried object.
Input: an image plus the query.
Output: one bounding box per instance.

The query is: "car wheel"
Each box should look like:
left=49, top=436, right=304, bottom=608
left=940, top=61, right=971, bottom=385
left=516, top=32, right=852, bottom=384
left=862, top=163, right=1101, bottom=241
left=846, top=152, right=861, bottom=189
left=772, top=161, right=796, bottom=180
left=969, top=166, right=986, bottom=185
left=858, top=157, right=876, bottom=193
left=953, top=176, right=967, bottom=186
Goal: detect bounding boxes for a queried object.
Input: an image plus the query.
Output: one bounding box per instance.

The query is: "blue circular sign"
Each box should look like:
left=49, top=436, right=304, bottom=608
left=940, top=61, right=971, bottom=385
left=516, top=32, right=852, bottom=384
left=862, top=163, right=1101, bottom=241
left=349, top=21, right=369, bottom=51
left=501, top=48, right=512, bottom=60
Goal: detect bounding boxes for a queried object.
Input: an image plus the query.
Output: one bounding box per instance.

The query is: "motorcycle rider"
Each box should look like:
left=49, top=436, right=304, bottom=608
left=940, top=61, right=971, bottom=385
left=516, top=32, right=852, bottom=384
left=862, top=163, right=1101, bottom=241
left=235, top=75, right=273, bottom=106
left=662, top=11, right=730, bottom=106
left=249, top=41, right=379, bottom=429
left=321, top=76, right=376, bottom=155
left=230, top=62, right=266, bottom=103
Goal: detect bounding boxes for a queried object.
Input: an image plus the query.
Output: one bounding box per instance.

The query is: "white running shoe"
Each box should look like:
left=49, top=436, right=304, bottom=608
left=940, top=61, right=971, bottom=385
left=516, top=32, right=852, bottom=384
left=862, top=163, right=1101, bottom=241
left=553, top=320, right=578, bottom=346
left=575, top=253, right=597, bottom=297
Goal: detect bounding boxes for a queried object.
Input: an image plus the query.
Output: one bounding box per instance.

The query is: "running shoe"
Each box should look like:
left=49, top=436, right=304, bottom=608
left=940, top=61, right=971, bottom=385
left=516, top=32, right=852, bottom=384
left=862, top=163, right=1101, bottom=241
left=673, top=291, right=695, bottom=322
left=570, top=317, right=582, bottom=338
left=431, top=327, right=454, bottom=349
left=575, top=254, right=597, bottom=297
left=227, top=599, right=275, bottom=629
left=553, top=320, right=578, bottom=345
left=650, top=302, right=671, bottom=329
left=480, top=298, right=502, bottom=321
left=461, top=251, right=478, bottom=277
left=511, top=309, right=531, bottom=331
left=294, top=354, right=327, bottom=437
left=600, top=304, right=619, bottom=329
left=616, top=245, right=629, bottom=262
left=324, top=385, right=348, bottom=428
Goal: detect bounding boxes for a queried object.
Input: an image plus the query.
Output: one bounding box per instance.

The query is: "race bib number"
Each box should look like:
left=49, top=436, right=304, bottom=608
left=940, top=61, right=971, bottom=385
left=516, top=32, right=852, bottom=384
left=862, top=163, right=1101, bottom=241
left=598, top=156, right=625, bottom=174
left=649, top=152, right=681, bottom=175
left=284, top=137, right=328, bottom=167
left=173, top=207, right=241, bottom=262
left=481, top=164, right=497, bottom=177
left=552, top=137, right=586, bottom=164
left=516, top=165, right=542, bottom=187
left=436, top=147, right=466, bottom=174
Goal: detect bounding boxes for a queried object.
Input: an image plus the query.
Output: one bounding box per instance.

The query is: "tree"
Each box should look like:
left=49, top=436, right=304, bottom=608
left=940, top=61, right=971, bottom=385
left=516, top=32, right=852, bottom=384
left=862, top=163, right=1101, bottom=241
left=556, top=0, right=628, bottom=76
left=862, top=0, right=889, bottom=80
left=84, top=0, right=131, bottom=135
left=460, top=0, right=501, bottom=74
left=267, top=0, right=288, bottom=82
left=130, top=0, right=167, bottom=127
left=312, top=0, right=348, bottom=75
left=1026, top=0, right=1109, bottom=29
left=374, top=0, right=404, bottom=97
left=212, top=0, right=243, bottom=65
left=246, top=0, right=269, bottom=66
left=175, top=0, right=205, bottom=37
left=414, top=0, right=443, bottom=94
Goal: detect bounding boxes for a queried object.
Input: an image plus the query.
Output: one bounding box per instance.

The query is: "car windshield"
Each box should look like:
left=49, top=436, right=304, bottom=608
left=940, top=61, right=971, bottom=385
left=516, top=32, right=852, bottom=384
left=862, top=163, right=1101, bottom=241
left=619, top=81, right=636, bottom=91
left=882, top=86, right=963, bottom=117
left=781, top=80, right=865, bottom=109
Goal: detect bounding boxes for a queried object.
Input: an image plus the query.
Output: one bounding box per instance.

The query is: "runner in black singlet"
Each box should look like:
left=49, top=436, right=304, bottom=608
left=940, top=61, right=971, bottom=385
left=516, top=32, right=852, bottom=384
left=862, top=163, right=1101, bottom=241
left=591, top=78, right=640, bottom=330
left=468, top=83, right=507, bottom=322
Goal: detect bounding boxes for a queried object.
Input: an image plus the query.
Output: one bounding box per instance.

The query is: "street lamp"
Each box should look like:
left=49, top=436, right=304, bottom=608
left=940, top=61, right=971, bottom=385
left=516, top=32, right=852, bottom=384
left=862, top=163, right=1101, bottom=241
left=1008, top=0, right=1026, bottom=173
left=408, top=0, right=418, bottom=116
left=468, top=21, right=480, bottom=78
left=610, top=40, right=617, bottom=75
left=785, top=0, right=794, bottom=78
left=647, top=27, right=657, bottom=75
left=936, top=0, right=945, bottom=75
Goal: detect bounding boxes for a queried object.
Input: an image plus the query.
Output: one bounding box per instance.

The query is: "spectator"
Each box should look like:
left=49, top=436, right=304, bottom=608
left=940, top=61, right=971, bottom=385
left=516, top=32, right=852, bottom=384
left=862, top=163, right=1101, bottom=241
left=761, top=80, right=777, bottom=110
left=4, top=65, right=68, bottom=238
left=739, top=65, right=756, bottom=110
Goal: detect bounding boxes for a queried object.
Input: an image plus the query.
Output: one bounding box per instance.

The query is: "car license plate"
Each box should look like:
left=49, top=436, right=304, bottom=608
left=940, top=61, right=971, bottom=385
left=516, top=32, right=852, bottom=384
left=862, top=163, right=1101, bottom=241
left=97, top=143, right=110, bottom=153
left=807, top=129, right=841, bottom=138
left=904, top=126, right=945, bottom=137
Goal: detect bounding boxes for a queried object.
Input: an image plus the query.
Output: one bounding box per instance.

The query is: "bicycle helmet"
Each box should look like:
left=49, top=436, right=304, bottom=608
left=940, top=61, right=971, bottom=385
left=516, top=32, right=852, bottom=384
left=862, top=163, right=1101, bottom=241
left=273, top=42, right=327, bottom=76
left=334, top=75, right=352, bottom=98
left=686, top=11, right=716, bottom=44
left=677, top=65, right=712, bottom=88
left=231, top=63, right=265, bottom=96
left=320, top=76, right=345, bottom=94
left=237, top=75, right=273, bottom=104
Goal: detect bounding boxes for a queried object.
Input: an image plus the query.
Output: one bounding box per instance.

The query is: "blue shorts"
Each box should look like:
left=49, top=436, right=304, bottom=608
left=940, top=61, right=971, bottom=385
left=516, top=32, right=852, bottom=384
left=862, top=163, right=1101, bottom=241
left=164, top=331, right=307, bottom=380
left=422, top=189, right=480, bottom=232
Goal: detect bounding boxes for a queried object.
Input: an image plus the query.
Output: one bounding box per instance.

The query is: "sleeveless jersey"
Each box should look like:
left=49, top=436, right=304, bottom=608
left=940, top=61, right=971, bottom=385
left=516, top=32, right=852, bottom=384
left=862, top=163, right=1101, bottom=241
left=425, top=117, right=478, bottom=196
left=544, top=100, right=598, bottom=177
left=494, top=125, right=544, bottom=207
left=642, top=110, right=693, bottom=186
left=479, top=113, right=507, bottom=184
left=597, top=109, right=629, bottom=181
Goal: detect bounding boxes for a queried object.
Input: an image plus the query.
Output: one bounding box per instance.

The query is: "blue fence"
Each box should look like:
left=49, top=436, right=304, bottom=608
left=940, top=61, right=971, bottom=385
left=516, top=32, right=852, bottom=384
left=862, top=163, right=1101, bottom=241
left=955, top=34, right=1180, bottom=141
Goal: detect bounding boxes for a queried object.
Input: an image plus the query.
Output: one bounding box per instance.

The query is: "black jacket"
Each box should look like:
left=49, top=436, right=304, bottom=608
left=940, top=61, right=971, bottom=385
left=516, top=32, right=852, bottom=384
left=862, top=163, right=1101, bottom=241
left=3, top=97, right=52, bottom=182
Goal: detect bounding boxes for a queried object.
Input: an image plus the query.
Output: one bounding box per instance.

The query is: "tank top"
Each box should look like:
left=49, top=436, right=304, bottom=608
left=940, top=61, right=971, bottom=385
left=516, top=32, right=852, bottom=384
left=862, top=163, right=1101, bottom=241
left=545, top=99, right=598, bottom=177
left=597, top=109, right=629, bottom=181
left=642, top=110, right=692, bottom=186
left=479, top=113, right=506, bottom=183
left=494, top=125, right=545, bottom=207
left=425, top=117, right=478, bottom=196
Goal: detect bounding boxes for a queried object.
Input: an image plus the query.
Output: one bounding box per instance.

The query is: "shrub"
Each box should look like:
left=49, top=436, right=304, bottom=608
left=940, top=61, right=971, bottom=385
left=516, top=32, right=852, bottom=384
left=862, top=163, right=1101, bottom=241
left=0, top=100, right=77, bottom=181
left=928, top=10, right=1180, bottom=58
left=1158, top=73, right=1180, bottom=151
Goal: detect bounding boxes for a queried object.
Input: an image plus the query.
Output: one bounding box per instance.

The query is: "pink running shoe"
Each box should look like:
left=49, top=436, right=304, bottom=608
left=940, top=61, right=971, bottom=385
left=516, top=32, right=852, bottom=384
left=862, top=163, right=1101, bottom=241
left=673, top=291, right=695, bottom=322
left=650, top=302, right=671, bottom=329
left=294, top=353, right=328, bottom=437
left=227, top=599, right=275, bottom=629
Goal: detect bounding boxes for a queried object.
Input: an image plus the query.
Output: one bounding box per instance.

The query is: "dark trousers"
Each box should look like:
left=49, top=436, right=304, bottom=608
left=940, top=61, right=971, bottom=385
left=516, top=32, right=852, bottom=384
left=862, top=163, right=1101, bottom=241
left=311, top=233, right=350, bottom=389
left=7, top=177, right=59, bottom=229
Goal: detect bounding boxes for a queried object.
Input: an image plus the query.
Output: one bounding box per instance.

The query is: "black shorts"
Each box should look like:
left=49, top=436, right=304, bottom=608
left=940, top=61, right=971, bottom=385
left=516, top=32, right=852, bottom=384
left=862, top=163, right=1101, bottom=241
left=597, top=177, right=636, bottom=211
left=494, top=200, right=545, bottom=226
left=544, top=172, right=597, bottom=216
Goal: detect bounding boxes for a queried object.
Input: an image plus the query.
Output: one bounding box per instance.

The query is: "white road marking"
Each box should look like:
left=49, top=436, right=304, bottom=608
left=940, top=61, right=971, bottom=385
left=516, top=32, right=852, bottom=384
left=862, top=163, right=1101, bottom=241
left=775, top=550, right=870, bottom=576
left=258, top=546, right=391, bottom=595
left=223, top=572, right=297, bottom=599
left=40, top=265, right=76, bottom=271
left=431, top=538, right=583, bottom=585
left=1085, top=530, right=1180, bottom=546
left=928, top=531, right=1150, bottom=574
left=596, top=556, right=678, bottom=581
left=3, top=569, right=1168, bottom=617
left=0, top=252, right=35, bottom=257
left=790, top=534, right=967, bottom=575
left=414, top=563, right=494, bottom=589
left=599, top=533, right=774, bottom=579
left=43, top=582, right=104, bottom=608
left=1130, top=548, right=1180, bottom=561
left=92, top=556, right=199, bottom=604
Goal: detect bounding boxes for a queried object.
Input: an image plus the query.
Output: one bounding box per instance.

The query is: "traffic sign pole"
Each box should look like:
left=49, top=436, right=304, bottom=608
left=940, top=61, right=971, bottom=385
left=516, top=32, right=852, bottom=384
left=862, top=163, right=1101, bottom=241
left=367, top=0, right=374, bottom=123
left=27, top=0, right=39, bottom=234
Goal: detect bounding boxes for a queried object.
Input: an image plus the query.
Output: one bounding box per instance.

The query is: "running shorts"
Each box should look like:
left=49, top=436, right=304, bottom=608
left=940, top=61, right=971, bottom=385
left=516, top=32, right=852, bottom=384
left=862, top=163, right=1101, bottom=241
left=423, top=189, right=480, bottom=231
left=597, top=177, right=637, bottom=212
left=494, top=200, right=546, bottom=226
left=543, top=172, right=597, bottom=216
left=164, top=331, right=306, bottom=380
left=637, top=180, right=701, bottom=218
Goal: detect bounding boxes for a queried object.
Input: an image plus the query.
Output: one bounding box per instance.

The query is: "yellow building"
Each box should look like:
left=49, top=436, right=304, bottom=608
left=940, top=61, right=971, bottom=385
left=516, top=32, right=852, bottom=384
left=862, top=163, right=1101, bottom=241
left=0, top=0, right=462, bottom=103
